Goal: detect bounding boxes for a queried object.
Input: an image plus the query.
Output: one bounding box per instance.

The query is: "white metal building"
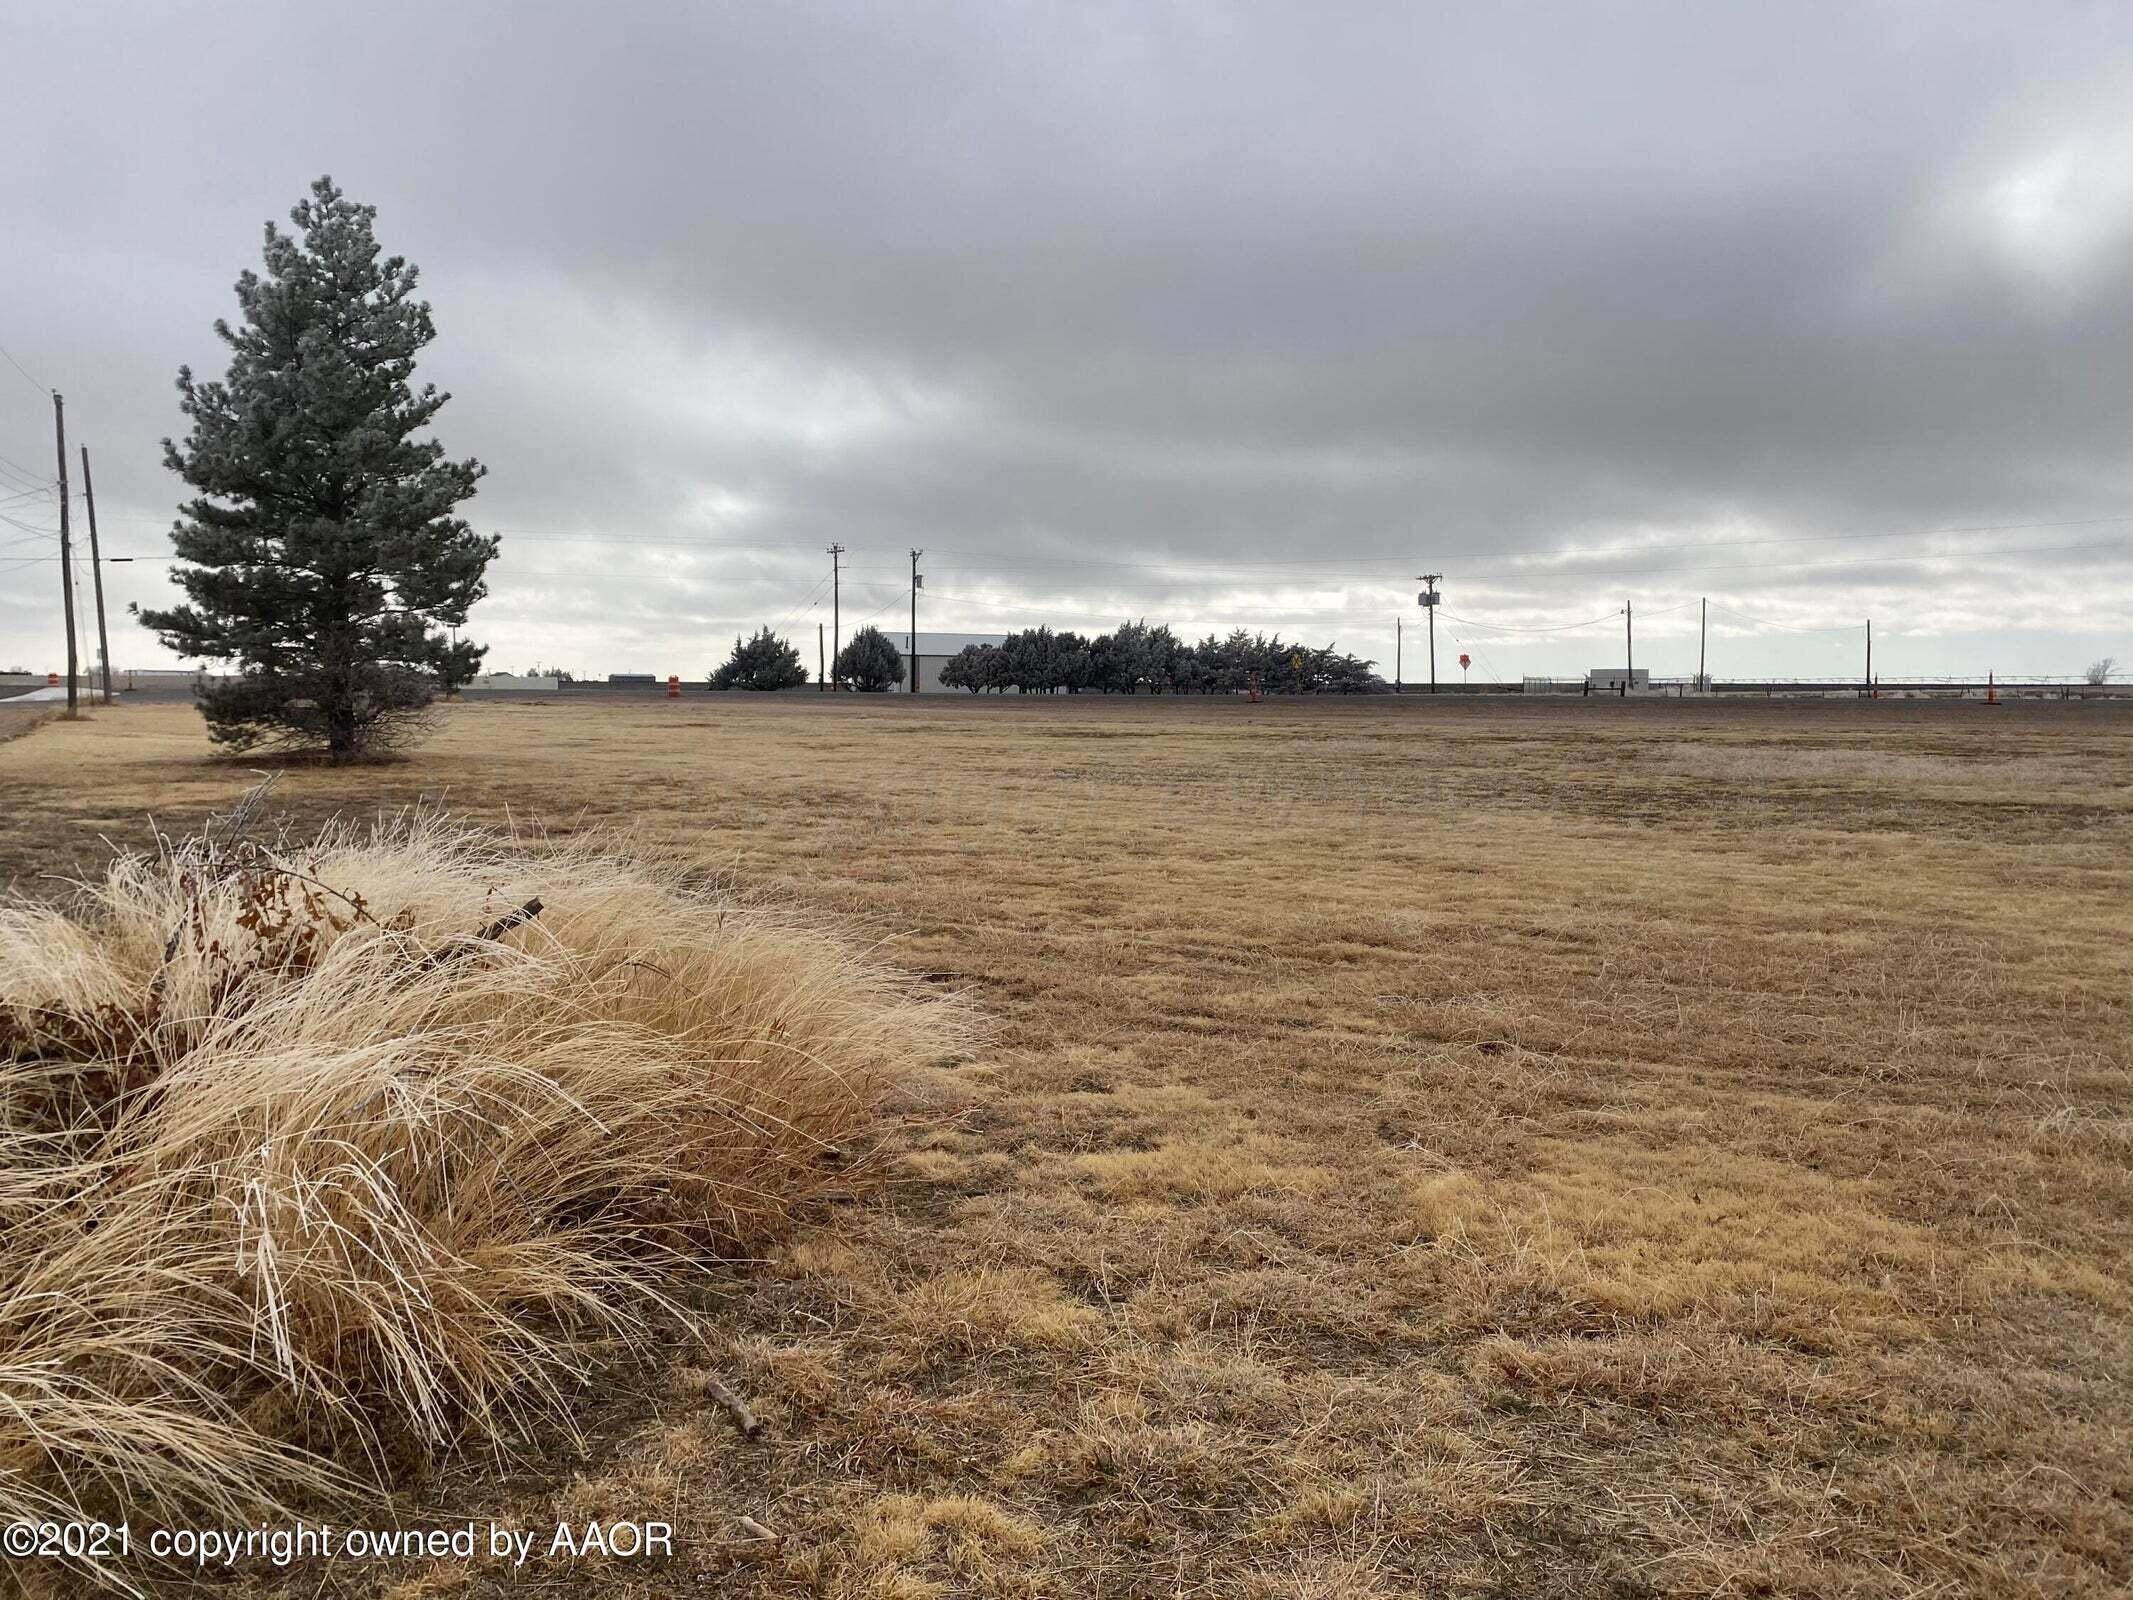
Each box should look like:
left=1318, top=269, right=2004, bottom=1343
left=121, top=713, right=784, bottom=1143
left=891, top=632, right=1011, bottom=693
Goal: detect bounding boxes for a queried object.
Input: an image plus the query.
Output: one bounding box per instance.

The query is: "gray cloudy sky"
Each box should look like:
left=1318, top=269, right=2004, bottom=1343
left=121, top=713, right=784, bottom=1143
left=3, top=1, right=2129, bottom=682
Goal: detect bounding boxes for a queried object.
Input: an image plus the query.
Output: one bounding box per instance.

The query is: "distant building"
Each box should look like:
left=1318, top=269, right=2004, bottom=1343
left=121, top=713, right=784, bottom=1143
left=607, top=673, right=657, bottom=686
left=892, top=632, right=1011, bottom=693
left=1585, top=667, right=1650, bottom=690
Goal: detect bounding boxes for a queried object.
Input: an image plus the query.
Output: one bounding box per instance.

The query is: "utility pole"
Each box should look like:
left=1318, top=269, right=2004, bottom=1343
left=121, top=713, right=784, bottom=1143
left=827, top=543, right=844, bottom=690
left=52, top=393, right=78, bottom=716
left=909, top=548, right=924, bottom=695
left=1865, top=618, right=1872, bottom=697
left=1417, top=574, right=1441, bottom=693
left=1698, top=597, right=1706, bottom=691
left=1624, top=600, right=1633, bottom=693
left=817, top=621, right=826, bottom=692
left=1395, top=616, right=1402, bottom=692
left=80, top=446, right=113, bottom=704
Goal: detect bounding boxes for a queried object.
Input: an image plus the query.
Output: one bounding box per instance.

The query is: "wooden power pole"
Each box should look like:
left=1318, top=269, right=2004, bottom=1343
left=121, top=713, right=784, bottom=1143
left=909, top=548, right=923, bottom=694
left=827, top=543, right=844, bottom=689
left=1698, top=597, right=1706, bottom=690
left=80, top=446, right=113, bottom=704
left=52, top=393, right=78, bottom=716
left=1417, top=574, right=1441, bottom=693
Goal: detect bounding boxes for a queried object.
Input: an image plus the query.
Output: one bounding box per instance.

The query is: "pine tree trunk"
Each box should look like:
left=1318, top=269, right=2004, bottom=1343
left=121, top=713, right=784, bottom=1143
left=324, top=613, right=357, bottom=760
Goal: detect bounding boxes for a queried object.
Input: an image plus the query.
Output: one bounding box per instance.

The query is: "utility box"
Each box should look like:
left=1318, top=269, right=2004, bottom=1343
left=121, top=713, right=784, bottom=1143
left=1585, top=668, right=1649, bottom=689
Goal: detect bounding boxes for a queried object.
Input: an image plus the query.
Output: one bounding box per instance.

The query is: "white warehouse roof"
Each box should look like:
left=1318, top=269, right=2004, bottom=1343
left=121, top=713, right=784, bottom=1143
left=891, top=632, right=1008, bottom=654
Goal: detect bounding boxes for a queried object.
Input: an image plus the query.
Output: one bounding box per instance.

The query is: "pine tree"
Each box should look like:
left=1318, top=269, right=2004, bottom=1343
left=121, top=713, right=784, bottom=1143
left=138, top=177, right=496, bottom=760
left=833, top=626, right=904, bottom=692
left=710, top=627, right=810, bottom=690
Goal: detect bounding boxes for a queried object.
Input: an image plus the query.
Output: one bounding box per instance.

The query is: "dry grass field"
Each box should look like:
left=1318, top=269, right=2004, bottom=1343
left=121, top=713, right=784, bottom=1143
left=2, top=692, right=2128, bottom=1598
left=0, top=704, right=53, bottom=747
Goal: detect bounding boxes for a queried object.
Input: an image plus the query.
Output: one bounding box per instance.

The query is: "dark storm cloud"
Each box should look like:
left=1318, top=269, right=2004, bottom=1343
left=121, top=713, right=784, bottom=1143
left=1, top=1, right=2127, bottom=680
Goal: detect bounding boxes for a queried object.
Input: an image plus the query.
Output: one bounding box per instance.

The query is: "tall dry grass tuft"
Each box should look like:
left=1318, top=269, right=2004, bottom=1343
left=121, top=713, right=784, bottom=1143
left=0, top=806, right=966, bottom=1569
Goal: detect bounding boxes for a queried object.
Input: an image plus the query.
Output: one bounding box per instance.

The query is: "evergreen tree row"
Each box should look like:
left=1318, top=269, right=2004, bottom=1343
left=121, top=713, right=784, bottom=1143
left=707, top=624, right=905, bottom=691
left=709, top=621, right=1381, bottom=694
left=940, top=624, right=1382, bottom=694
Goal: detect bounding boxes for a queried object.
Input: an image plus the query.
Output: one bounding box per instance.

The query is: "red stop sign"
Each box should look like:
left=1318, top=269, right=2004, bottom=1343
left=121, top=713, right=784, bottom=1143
left=1458, top=653, right=1471, bottom=669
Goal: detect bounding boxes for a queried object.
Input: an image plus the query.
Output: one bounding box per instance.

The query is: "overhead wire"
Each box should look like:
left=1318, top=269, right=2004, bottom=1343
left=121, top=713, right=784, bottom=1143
left=1464, top=643, right=1513, bottom=683
left=769, top=572, right=832, bottom=634
left=18, top=483, right=2123, bottom=672
left=0, top=455, right=55, bottom=493
left=1705, top=600, right=1863, bottom=635
left=0, top=343, right=50, bottom=398
left=843, top=577, right=920, bottom=631
left=1473, top=513, right=2132, bottom=566
left=31, top=535, right=2128, bottom=609
left=89, top=509, right=2125, bottom=587
left=1487, top=537, right=2128, bottom=582
left=905, top=513, right=2133, bottom=573
left=1438, top=607, right=1623, bottom=634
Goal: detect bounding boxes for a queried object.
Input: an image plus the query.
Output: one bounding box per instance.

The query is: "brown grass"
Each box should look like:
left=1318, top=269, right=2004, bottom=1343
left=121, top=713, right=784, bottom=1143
left=0, top=805, right=965, bottom=1588
left=0, top=703, right=57, bottom=745
left=0, top=692, right=2127, bottom=1597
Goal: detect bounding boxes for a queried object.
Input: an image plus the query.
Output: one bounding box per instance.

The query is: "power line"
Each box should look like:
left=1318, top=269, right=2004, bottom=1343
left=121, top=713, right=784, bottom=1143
left=869, top=529, right=2126, bottom=584
left=845, top=594, right=904, bottom=631
left=769, top=572, right=832, bottom=635
left=0, top=453, right=56, bottom=492
left=85, top=509, right=2124, bottom=585
left=1475, top=513, right=2133, bottom=567
left=924, top=512, right=2133, bottom=574
left=0, top=463, right=55, bottom=491
left=1452, top=637, right=1514, bottom=684
left=0, top=343, right=50, bottom=398
left=1466, top=536, right=2127, bottom=584
left=21, top=492, right=2121, bottom=681
left=631, top=513, right=2131, bottom=581
left=33, top=534, right=2129, bottom=592
left=495, top=528, right=809, bottom=557
left=1706, top=600, right=1863, bottom=635
left=1438, top=606, right=1624, bottom=634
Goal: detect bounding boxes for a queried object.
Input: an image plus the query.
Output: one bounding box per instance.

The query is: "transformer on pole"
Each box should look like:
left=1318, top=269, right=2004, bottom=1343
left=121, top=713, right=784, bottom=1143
left=1416, top=575, right=1441, bottom=693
